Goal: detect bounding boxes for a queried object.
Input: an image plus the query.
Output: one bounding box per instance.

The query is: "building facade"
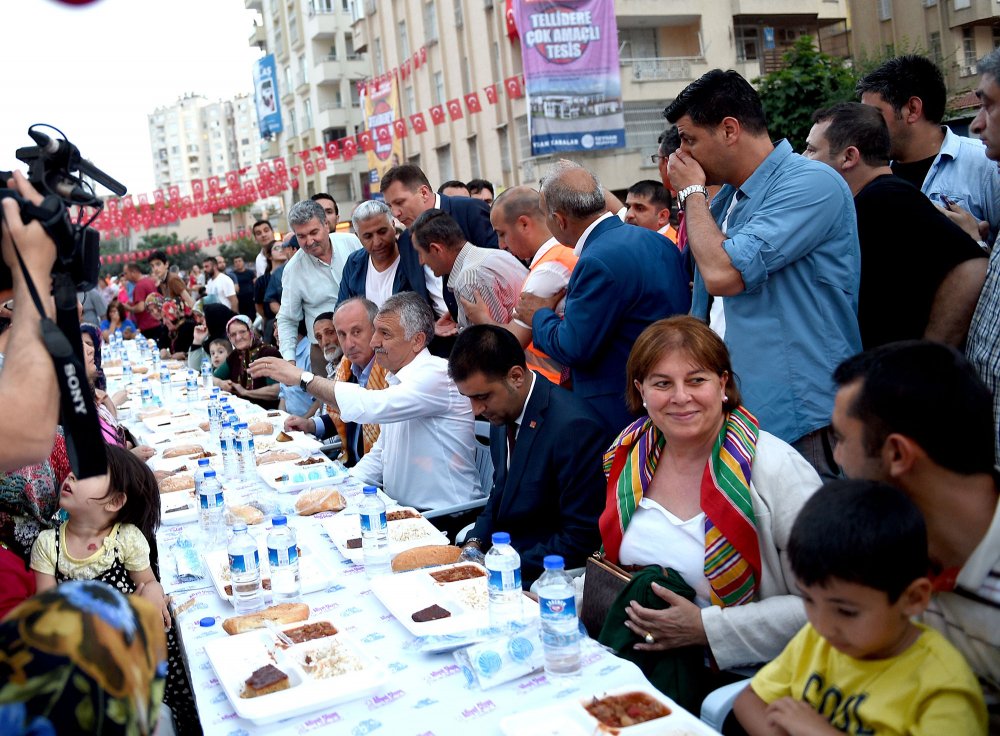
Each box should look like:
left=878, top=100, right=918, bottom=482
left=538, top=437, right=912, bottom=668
left=848, top=0, right=1000, bottom=95
left=148, top=93, right=261, bottom=191
left=247, top=0, right=370, bottom=217
left=349, top=0, right=849, bottom=195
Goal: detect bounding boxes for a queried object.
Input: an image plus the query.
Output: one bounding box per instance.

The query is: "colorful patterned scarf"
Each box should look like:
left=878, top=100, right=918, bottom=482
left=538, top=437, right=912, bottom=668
left=599, top=405, right=762, bottom=608
left=326, top=356, right=390, bottom=462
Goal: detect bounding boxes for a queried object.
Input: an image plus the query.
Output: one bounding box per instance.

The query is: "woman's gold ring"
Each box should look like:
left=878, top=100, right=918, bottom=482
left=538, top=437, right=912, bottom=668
left=643, top=632, right=655, bottom=645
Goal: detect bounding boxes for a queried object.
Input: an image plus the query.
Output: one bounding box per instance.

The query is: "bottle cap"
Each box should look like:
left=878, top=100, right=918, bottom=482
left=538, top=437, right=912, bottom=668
left=219, top=397, right=229, bottom=403
left=272, top=515, right=287, bottom=526
left=362, top=485, right=377, bottom=495
left=198, top=458, right=211, bottom=467
left=543, top=555, right=565, bottom=570
left=203, top=470, right=216, bottom=478
left=199, top=617, right=216, bottom=627
left=237, top=422, right=248, bottom=430
left=491, top=532, right=511, bottom=546
left=232, top=521, right=248, bottom=533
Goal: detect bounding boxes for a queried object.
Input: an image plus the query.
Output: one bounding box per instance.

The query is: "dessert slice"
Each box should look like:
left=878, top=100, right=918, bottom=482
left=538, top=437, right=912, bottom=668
left=240, top=664, right=290, bottom=698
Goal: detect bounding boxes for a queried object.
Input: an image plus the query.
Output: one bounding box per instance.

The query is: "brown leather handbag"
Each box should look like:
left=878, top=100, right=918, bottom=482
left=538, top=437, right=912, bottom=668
left=580, top=552, right=633, bottom=638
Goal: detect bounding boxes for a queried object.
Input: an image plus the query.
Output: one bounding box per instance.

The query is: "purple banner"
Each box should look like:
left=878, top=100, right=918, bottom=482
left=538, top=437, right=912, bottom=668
left=513, top=0, right=625, bottom=155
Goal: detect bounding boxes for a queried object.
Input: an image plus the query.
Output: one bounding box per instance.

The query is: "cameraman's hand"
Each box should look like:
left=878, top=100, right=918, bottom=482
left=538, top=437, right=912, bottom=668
left=1, top=172, right=57, bottom=282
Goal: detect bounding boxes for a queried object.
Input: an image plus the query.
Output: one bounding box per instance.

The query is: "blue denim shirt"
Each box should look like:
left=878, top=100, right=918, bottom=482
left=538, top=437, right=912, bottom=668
left=691, top=140, right=862, bottom=443
left=279, top=336, right=315, bottom=417
left=921, top=126, right=1000, bottom=245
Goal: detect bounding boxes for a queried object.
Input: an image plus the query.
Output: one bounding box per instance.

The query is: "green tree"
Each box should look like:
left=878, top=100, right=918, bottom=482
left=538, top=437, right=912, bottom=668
left=754, top=36, right=858, bottom=152
left=219, top=236, right=261, bottom=266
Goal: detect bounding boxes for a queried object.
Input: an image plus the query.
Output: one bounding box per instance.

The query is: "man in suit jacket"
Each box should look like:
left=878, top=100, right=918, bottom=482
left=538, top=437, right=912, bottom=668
left=381, top=165, right=498, bottom=351
left=449, top=325, right=608, bottom=586
left=517, top=162, right=692, bottom=433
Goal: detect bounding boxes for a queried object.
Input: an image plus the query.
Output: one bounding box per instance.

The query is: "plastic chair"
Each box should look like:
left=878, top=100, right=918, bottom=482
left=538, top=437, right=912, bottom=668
left=700, top=678, right=751, bottom=731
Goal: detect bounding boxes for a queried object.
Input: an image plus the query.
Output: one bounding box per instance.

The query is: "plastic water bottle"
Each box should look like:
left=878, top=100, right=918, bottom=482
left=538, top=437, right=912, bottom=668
left=228, top=522, right=263, bottom=614
left=140, top=378, right=153, bottom=408
left=193, top=457, right=212, bottom=495
left=537, top=555, right=582, bottom=677
left=208, top=390, right=222, bottom=440
left=236, top=423, right=256, bottom=483
left=160, top=368, right=174, bottom=404
left=267, top=516, right=301, bottom=603
left=185, top=370, right=199, bottom=404
left=359, top=486, right=391, bottom=578
left=198, top=469, right=225, bottom=548
left=201, top=358, right=213, bottom=390
left=485, top=532, right=522, bottom=630
left=220, top=420, right=238, bottom=480
left=122, top=357, right=133, bottom=386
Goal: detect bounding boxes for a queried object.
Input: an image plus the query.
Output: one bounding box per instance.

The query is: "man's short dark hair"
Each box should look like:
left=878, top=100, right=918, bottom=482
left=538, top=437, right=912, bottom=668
left=147, top=250, right=168, bottom=265
left=437, top=180, right=469, bottom=195
left=310, top=193, right=338, bottom=216
left=658, top=126, right=681, bottom=157
left=812, top=102, right=890, bottom=167
left=380, top=164, right=431, bottom=194
left=855, top=55, right=947, bottom=124
left=664, top=69, right=768, bottom=136
left=448, top=325, right=527, bottom=383
left=410, top=209, right=466, bottom=252
left=313, top=311, right=335, bottom=327
left=467, top=179, right=494, bottom=197
left=124, top=262, right=144, bottom=274
left=833, top=341, right=994, bottom=475
left=627, top=180, right=672, bottom=212
left=252, top=219, right=272, bottom=233
left=789, top=480, right=928, bottom=603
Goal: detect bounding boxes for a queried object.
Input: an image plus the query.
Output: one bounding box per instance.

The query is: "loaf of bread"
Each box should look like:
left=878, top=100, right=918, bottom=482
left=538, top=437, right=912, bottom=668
left=391, top=544, right=462, bottom=573
left=162, top=444, right=205, bottom=459
left=229, top=504, right=265, bottom=525
left=249, top=421, right=274, bottom=435
left=256, top=450, right=300, bottom=465
left=222, top=602, right=309, bottom=635
left=294, top=488, right=346, bottom=516
left=158, top=474, right=194, bottom=494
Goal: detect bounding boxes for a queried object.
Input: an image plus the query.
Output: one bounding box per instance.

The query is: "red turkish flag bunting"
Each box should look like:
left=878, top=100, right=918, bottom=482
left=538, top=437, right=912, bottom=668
left=420, top=47, right=427, bottom=65
left=304, top=160, right=315, bottom=176
left=153, top=190, right=164, bottom=205
left=504, top=75, right=524, bottom=99
left=274, top=158, right=288, bottom=177
left=412, top=51, right=420, bottom=70
left=401, top=59, right=411, bottom=79
left=484, top=84, right=499, bottom=105
left=298, top=150, right=311, bottom=162
left=447, top=99, right=463, bottom=121
left=409, top=113, right=427, bottom=133
left=341, top=137, right=357, bottom=160
left=325, top=140, right=340, bottom=159
left=168, top=185, right=180, bottom=201
left=226, top=171, right=240, bottom=189
left=316, top=156, right=327, bottom=171
left=505, top=0, right=518, bottom=39
left=464, top=92, right=482, bottom=113
left=358, top=130, right=375, bottom=152
left=429, top=105, right=446, bottom=125
left=191, top=180, right=204, bottom=200
left=257, top=162, right=272, bottom=178
left=393, top=119, right=408, bottom=138
left=207, top=176, right=220, bottom=191
left=376, top=125, right=392, bottom=144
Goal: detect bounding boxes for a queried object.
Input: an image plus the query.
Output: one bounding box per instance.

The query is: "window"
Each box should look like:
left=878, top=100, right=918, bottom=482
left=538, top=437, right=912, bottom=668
left=964, top=27, right=977, bottom=69
left=350, top=84, right=361, bottom=107
left=328, top=44, right=337, bottom=60
left=434, top=71, right=444, bottom=105
left=399, top=20, right=410, bottom=59
left=455, top=1, right=463, bottom=28
left=619, top=28, right=657, bottom=60
left=877, top=0, right=892, bottom=20
left=298, top=54, right=308, bottom=85
left=734, top=26, right=759, bottom=62
left=437, top=144, right=452, bottom=182
left=289, top=108, right=298, bottom=137
left=323, top=127, right=347, bottom=142
left=345, top=33, right=357, bottom=59
left=424, top=0, right=438, bottom=43
left=930, top=32, right=942, bottom=63
left=406, top=85, right=415, bottom=115
left=468, top=137, right=480, bottom=179
left=993, top=25, right=1000, bottom=50
left=304, top=99, right=313, bottom=131
left=288, top=13, right=299, bottom=45
left=953, top=0, right=971, bottom=8
left=498, top=125, right=511, bottom=173
left=374, top=38, right=384, bottom=75
left=462, top=57, right=471, bottom=95
left=285, top=65, right=293, bottom=92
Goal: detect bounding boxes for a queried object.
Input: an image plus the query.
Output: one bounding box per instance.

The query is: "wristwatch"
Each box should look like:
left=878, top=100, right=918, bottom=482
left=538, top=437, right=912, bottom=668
left=677, top=184, right=709, bottom=209
left=463, top=538, right=483, bottom=549
left=299, top=371, right=315, bottom=391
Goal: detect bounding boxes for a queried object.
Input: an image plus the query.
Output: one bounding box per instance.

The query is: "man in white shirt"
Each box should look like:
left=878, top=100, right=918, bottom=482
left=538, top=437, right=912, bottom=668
left=411, top=209, right=527, bottom=331
left=251, top=219, right=274, bottom=277
left=277, top=199, right=361, bottom=370
left=249, top=291, right=482, bottom=511
left=201, top=256, right=237, bottom=311
left=459, top=185, right=576, bottom=385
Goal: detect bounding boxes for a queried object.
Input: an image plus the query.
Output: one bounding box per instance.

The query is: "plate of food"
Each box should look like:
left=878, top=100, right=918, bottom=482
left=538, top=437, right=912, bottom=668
left=369, top=561, right=537, bottom=636
left=321, top=508, right=448, bottom=563
left=202, top=535, right=337, bottom=605
left=203, top=615, right=389, bottom=725
left=259, top=455, right=347, bottom=493
left=157, top=469, right=198, bottom=525
left=148, top=444, right=218, bottom=473
left=499, top=684, right=714, bottom=736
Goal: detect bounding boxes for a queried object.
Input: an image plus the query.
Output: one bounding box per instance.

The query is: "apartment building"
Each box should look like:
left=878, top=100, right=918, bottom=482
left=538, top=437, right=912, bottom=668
left=349, top=0, right=850, bottom=194
left=849, top=0, right=1000, bottom=94
left=148, top=93, right=262, bottom=191
left=247, top=0, right=370, bottom=213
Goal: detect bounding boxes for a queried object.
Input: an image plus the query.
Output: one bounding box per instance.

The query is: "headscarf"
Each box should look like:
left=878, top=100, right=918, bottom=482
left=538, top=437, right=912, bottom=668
left=80, top=323, right=106, bottom=392
left=203, top=303, right=237, bottom=344
left=225, top=315, right=278, bottom=391
left=0, top=580, right=167, bottom=736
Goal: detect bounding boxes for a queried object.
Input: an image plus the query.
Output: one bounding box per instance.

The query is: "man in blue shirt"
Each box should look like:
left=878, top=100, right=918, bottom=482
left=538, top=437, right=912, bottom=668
left=665, top=69, right=861, bottom=479
left=278, top=319, right=319, bottom=418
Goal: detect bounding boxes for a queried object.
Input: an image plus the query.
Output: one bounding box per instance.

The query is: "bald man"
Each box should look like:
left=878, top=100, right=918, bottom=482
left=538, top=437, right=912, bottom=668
left=515, top=163, right=691, bottom=430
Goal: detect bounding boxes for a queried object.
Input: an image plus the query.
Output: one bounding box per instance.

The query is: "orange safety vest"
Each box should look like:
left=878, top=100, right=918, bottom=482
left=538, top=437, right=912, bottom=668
left=524, top=243, right=578, bottom=384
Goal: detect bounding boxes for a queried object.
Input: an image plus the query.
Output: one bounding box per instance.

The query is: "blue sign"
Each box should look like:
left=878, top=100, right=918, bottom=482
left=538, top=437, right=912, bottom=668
left=763, top=27, right=775, bottom=51
left=253, top=54, right=283, bottom=136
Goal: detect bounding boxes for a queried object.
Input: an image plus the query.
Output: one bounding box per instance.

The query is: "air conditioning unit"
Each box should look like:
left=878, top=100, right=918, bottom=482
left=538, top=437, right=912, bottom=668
left=922, top=0, right=937, bottom=6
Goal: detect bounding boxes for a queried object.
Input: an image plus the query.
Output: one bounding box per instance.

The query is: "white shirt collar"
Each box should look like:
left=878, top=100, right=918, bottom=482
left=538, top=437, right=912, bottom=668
left=574, top=211, right=613, bottom=255
left=434, top=193, right=442, bottom=210
left=388, top=347, right=432, bottom=384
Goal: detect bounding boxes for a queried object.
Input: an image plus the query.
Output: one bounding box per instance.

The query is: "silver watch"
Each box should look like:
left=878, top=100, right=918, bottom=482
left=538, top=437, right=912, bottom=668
left=678, top=184, right=709, bottom=209
left=299, top=371, right=315, bottom=391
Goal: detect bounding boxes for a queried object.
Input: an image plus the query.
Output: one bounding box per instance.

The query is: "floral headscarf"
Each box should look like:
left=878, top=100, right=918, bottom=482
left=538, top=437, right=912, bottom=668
left=225, top=315, right=279, bottom=391
left=0, top=580, right=167, bottom=736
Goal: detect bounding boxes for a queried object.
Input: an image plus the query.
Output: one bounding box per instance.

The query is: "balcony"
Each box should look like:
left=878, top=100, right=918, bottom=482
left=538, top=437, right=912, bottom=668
left=305, top=7, right=339, bottom=39
left=244, top=0, right=262, bottom=10
left=947, top=0, right=1000, bottom=29
left=249, top=24, right=266, bottom=49
left=729, top=0, right=847, bottom=20
left=623, top=56, right=701, bottom=82
left=317, top=104, right=354, bottom=131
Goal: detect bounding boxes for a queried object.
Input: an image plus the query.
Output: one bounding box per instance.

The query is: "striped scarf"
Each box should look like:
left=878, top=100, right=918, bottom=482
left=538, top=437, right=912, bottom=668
left=599, top=405, right=762, bottom=608
left=326, top=356, right=390, bottom=462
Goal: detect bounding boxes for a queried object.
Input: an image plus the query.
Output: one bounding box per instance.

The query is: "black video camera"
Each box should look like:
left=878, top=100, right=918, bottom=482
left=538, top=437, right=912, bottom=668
left=0, top=125, right=126, bottom=293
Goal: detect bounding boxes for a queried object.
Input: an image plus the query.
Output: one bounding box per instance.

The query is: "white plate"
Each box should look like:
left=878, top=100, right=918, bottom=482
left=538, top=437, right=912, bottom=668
left=141, top=409, right=202, bottom=433
left=259, top=456, right=347, bottom=493
left=149, top=449, right=218, bottom=473
left=499, top=683, right=718, bottom=736
left=160, top=490, right=198, bottom=525
left=369, top=561, right=538, bottom=636
left=203, top=618, right=389, bottom=725
left=321, top=508, right=448, bottom=562
left=202, top=537, right=337, bottom=606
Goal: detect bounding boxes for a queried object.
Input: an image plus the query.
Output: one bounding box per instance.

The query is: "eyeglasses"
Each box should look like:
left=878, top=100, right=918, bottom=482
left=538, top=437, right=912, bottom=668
left=650, top=154, right=667, bottom=165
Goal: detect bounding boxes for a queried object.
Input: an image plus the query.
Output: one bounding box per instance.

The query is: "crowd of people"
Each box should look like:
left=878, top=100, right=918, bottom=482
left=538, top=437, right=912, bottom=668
left=0, top=49, right=999, bottom=734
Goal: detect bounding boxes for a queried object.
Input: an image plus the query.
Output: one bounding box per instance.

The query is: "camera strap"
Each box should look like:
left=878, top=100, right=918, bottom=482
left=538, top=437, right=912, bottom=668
left=7, top=241, right=107, bottom=479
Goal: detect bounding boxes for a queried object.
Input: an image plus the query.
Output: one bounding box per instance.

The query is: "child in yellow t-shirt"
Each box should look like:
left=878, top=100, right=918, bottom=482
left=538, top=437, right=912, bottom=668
left=734, top=480, right=987, bottom=736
